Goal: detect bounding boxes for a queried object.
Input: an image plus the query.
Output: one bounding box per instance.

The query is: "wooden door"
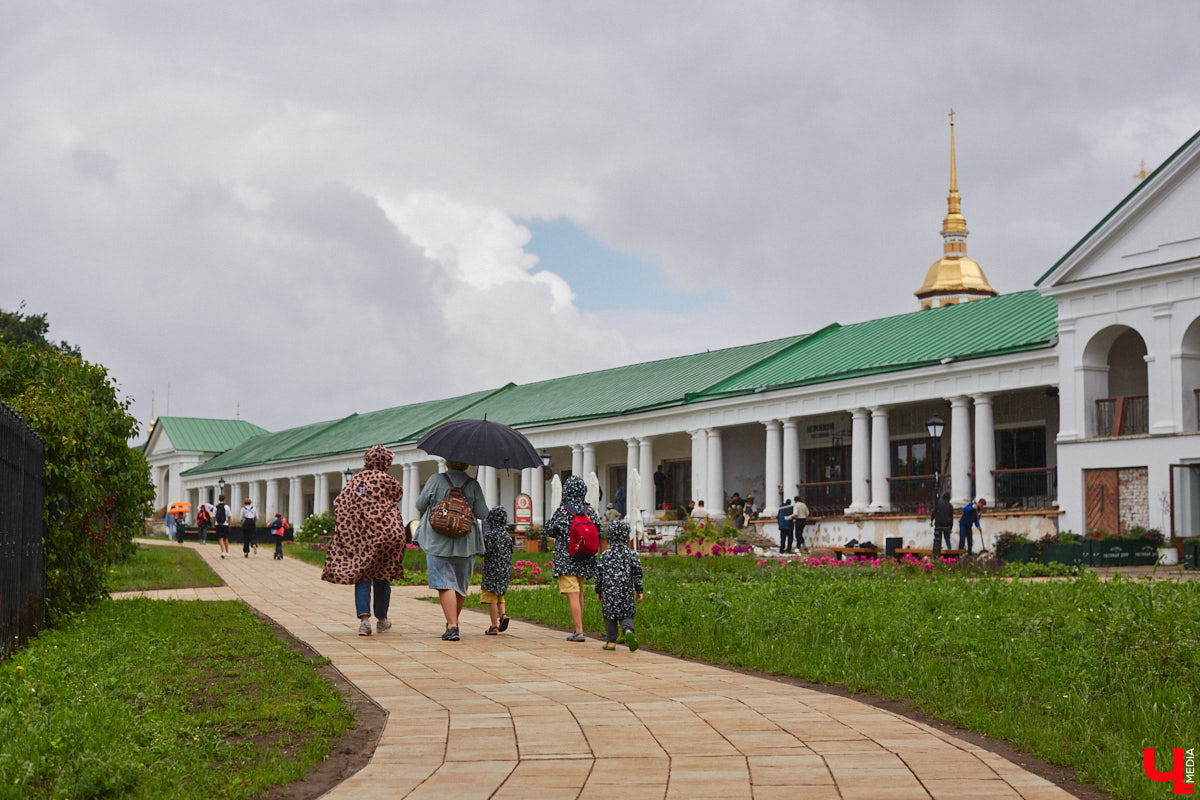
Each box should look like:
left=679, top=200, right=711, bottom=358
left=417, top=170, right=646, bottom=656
left=1084, top=468, right=1120, bottom=535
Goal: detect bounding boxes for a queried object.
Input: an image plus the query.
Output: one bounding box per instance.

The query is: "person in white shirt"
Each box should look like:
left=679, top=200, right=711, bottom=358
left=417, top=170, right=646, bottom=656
left=240, top=498, right=258, bottom=557
left=789, top=497, right=811, bottom=552
left=213, top=495, right=233, bottom=559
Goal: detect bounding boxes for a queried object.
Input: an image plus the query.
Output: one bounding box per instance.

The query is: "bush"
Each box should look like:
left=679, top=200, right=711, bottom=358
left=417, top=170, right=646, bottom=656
left=298, top=511, right=336, bottom=542
left=0, top=343, right=154, bottom=624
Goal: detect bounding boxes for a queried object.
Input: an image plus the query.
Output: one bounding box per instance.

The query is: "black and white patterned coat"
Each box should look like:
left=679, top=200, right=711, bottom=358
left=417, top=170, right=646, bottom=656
left=595, top=520, right=644, bottom=620
left=481, top=506, right=513, bottom=596
left=546, top=475, right=599, bottom=580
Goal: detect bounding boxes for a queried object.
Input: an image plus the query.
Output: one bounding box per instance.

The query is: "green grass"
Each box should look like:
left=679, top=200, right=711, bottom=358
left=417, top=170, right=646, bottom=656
left=0, top=599, right=356, bottom=800
left=499, top=560, right=1200, bottom=800
left=107, top=544, right=223, bottom=592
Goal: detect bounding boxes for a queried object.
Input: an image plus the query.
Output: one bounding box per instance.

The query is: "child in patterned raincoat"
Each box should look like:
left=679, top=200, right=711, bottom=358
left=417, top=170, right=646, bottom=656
left=481, top=506, right=513, bottom=635
left=594, top=519, right=644, bottom=651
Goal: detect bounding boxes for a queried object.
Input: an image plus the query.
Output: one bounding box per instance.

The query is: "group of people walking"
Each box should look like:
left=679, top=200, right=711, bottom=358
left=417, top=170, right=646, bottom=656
left=172, top=496, right=287, bottom=559
left=320, top=446, right=644, bottom=650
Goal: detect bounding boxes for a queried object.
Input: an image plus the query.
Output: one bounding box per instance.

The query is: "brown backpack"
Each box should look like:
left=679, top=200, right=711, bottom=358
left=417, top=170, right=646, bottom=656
left=429, top=473, right=475, bottom=538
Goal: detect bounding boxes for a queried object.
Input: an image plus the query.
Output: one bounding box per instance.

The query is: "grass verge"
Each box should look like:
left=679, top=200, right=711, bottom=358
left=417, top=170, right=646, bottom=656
left=0, top=599, right=356, bottom=800
left=498, top=563, right=1199, bottom=800
left=108, top=543, right=223, bottom=592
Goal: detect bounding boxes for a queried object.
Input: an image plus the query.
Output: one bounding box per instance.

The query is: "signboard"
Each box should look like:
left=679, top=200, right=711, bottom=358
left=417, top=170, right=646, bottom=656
left=514, top=493, right=533, bottom=530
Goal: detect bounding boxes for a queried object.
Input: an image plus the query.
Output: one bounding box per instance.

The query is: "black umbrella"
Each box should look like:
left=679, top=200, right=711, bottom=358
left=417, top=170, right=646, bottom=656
left=416, top=418, right=543, bottom=469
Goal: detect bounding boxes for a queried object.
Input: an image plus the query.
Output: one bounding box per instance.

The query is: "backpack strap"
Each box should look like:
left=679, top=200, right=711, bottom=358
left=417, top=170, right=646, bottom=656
left=442, top=472, right=462, bottom=490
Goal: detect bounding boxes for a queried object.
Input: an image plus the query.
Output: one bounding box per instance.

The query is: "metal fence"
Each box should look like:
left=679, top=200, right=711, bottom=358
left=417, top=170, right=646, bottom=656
left=0, top=400, right=45, bottom=661
left=993, top=467, right=1058, bottom=510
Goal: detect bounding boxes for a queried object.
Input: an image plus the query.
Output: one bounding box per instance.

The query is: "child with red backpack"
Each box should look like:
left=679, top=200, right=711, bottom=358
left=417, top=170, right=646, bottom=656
left=546, top=475, right=602, bottom=642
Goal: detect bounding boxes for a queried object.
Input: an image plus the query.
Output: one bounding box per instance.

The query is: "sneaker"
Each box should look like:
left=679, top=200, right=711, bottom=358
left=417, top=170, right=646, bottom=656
left=566, top=631, right=586, bottom=642
left=441, top=626, right=460, bottom=641
left=602, top=643, right=616, bottom=650
left=244, top=552, right=248, bottom=558
left=376, top=619, right=392, bottom=633
left=252, top=543, right=257, bottom=554
left=358, top=620, right=372, bottom=636
left=624, top=629, right=639, bottom=652
left=220, top=553, right=225, bottom=559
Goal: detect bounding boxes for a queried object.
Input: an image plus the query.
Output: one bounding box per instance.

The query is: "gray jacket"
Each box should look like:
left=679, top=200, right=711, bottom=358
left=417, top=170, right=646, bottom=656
left=414, top=469, right=489, bottom=558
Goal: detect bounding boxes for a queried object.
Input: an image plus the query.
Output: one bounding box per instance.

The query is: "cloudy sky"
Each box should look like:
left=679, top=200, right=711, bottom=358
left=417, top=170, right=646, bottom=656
left=3, top=1, right=1199, bottom=439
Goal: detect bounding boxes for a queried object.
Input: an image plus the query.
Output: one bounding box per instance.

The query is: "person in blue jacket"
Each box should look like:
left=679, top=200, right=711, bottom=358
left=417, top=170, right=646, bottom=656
left=958, top=497, right=987, bottom=554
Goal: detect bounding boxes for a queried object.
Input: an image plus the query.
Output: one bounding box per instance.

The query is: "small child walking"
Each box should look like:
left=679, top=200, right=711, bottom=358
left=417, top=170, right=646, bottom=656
left=268, top=512, right=288, bottom=560
left=594, top=519, right=644, bottom=651
left=481, top=506, right=513, bottom=635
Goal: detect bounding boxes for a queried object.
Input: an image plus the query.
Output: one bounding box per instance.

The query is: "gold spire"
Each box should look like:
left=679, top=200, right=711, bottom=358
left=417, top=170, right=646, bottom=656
left=915, top=110, right=997, bottom=309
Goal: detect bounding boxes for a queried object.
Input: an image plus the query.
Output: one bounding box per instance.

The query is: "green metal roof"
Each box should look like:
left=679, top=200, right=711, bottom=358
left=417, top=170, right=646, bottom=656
left=695, top=291, right=1058, bottom=399
left=154, top=417, right=268, bottom=453
left=1036, top=127, right=1200, bottom=287
left=183, top=387, right=506, bottom=475
left=439, top=336, right=807, bottom=428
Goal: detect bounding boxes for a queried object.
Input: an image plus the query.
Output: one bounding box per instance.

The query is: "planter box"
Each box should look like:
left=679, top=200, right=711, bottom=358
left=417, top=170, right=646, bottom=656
left=1039, top=543, right=1084, bottom=565
left=524, top=538, right=543, bottom=553
left=1000, top=542, right=1037, bottom=563
left=1085, top=539, right=1160, bottom=566
left=1183, top=538, right=1200, bottom=570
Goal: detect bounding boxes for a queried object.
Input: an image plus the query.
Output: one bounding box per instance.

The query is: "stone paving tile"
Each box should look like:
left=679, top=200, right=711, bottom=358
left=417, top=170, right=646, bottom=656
left=141, top=540, right=1088, bottom=800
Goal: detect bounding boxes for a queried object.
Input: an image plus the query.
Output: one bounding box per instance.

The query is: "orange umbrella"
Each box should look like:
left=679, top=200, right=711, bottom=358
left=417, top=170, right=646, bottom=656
left=168, top=501, right=192, bottom=514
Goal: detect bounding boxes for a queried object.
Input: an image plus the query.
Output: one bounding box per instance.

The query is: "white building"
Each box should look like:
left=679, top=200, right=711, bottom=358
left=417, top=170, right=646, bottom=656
left=150, top=126, right=1200, bottom=550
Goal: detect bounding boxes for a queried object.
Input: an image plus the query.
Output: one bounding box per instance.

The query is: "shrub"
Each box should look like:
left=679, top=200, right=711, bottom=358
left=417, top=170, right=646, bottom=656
left=0, top=343, right=154, bottom=624
left=297, top=511, right=336, bottom=542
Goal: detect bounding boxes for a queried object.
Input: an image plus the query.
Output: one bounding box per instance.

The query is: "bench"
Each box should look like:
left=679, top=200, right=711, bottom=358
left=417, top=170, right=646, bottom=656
left=896, top=548, right=965, bottom=557
left=826, top=546, right=882, bottom=559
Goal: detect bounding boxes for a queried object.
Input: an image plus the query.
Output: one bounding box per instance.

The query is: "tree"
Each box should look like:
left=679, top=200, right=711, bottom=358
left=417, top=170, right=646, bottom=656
left=0, top=302, right=81, bottom=358
left=0, top=342, right=153, bottom=623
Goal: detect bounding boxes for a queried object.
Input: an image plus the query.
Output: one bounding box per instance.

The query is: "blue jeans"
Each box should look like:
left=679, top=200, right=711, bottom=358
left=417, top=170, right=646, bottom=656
left=355, top=579, right=391, bottom=619
left=958, top=526, right=975, bottom=554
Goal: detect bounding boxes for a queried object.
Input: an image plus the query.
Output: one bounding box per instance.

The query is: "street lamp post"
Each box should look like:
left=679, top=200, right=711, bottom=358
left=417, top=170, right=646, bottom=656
left=926, top=413, right=945, bottom=553
left=539, top=450, right=551, bottom=551
left=342, top=467, right=354, bottom=489
left=217, top=477, right=225, bottom=500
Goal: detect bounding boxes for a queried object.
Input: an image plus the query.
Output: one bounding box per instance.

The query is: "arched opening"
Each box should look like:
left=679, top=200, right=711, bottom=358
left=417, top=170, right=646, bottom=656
left=1082, top=326, right=1149, bottom=437
left=1181, top=316, right=1200, bottom=431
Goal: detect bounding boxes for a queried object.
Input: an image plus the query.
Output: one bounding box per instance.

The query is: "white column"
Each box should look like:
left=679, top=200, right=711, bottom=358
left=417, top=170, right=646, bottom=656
left=625, top=438, right=639, bottom=496
left=476, top=465, right=493, bottom=508
left=869, top=407, right=891, bottom=513
left=249, top=481, right=262, bottom=514
left=639, top=436, right=655, bottom=510
left=531, top=465, right=546, bottom=525
left=437, top=458, right=447, bottom=474
left=973, top=393, right=996, bottom=506
left=690, top=430, right=708, bottom=505
left=950, top=396, right=973, bottom=507
left=288, top=476, right=304, bottom=525
left=782, top=418, right=800, bottom=505
left=706, top=429, right=724, bottom=515
left=764, top=420, right=783, bottom=511
left=848, top=408, right=871, bottom=513
left=265, top=479, right=281, bottom=517
left=571, top=445, right=584, bottom=478
left=313, top=473, right=329, bottom=516
left=582, top=444, right=597, bottom=483
left=230, top=481, right=243, bottom=509
left=520, top=467, right=533, bottom=501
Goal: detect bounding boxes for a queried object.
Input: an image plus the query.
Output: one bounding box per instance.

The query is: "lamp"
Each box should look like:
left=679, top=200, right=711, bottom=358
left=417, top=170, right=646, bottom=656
left=217, top=477, right=225, bottom=496
left=539, top=450, right=551, bottom=550
left=926, top=413, right=946, bottom=555
left=342, top=467, right=353, bottom=486
left=925, top=414, right=945, bottom=440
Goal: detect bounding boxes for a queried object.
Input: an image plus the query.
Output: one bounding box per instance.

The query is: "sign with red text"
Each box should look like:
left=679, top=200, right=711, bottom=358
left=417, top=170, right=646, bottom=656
left=514, top=493, right=533, bottom=529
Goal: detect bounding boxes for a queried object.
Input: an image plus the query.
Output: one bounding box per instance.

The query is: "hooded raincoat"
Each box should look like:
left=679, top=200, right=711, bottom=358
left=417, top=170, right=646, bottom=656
left=481, top=506, right=513, bottom=596
left=546, top=475, right=600, bottom=580
left=322, top=445, right=406, bottom=585
left=595, top=519, right=644, bottom=620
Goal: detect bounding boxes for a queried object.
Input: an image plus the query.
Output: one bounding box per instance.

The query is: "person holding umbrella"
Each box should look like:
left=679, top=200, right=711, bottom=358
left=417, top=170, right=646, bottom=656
left=414, top=460, right=489, bottom=641
left=414, top=417, right=544, bottom=641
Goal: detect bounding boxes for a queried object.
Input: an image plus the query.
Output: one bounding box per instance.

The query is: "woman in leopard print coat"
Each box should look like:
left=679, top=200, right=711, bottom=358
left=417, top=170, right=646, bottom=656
left=323, top=445, right=406, bottom=635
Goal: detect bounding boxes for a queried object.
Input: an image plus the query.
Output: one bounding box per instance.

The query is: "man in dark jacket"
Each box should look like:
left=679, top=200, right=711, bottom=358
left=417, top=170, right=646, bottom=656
left=930, top=492, right=954, bottom=556
left=777, top=498, right=795, bottom=553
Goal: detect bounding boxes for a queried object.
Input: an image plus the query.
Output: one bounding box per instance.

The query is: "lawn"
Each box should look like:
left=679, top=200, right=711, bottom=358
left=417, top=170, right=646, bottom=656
left=0, top=599, right=356, bottom=800
left=107, top=543, right=223, bottom=592
left=498, top=556, right=1200, bottom=800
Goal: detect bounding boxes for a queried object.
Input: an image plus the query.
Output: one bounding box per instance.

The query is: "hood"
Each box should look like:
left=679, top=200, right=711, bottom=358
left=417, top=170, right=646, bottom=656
left=364, top=444, right=394, bottom=472
left=562, top=475, right=588, bottom=507
left=486, top=506, right=508, bottom=532
left=608, top=519, right=630, bottom=544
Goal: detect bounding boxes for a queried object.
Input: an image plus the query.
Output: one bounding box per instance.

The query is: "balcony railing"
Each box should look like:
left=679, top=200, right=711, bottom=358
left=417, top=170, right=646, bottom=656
left=1095, top=394, right=1148, bottom=437
left=993, top=467, right=1057, bottom=510
left=796, top=480, right=851, bottom=518
left=886, top=474, right=940, bottom=514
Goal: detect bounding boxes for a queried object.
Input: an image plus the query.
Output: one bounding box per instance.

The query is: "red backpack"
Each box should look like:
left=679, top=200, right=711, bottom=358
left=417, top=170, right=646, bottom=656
left=566, top=503, right=600, bottom=556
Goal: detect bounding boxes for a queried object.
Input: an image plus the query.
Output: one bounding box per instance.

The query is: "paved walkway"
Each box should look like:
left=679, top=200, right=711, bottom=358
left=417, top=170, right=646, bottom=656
left=119, top=541, right=1081, bottom=800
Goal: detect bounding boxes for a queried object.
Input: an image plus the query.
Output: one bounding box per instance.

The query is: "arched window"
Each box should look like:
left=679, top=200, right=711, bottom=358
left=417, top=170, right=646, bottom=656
left=1082, top=326, right=1149, bottom=437
left=1181, top=317, right=1200, bottom=431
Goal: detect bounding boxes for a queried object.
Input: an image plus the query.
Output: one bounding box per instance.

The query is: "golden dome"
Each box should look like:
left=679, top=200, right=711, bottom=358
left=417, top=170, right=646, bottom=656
left=916, top=255, right=996, bottom=296
left=915, top=111, right=997, bottom=307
